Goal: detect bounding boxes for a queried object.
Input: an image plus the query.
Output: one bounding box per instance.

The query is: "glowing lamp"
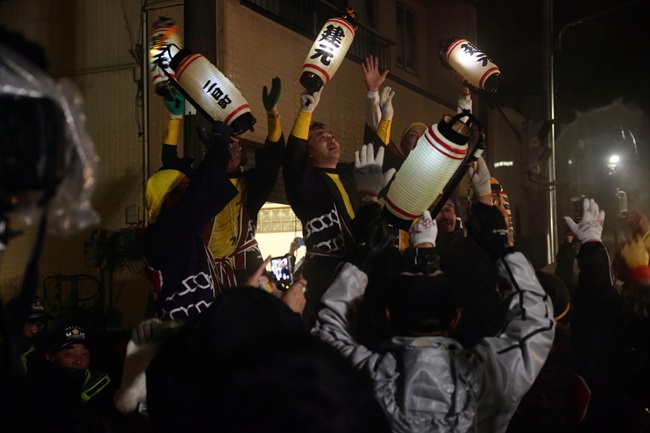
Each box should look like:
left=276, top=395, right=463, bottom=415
left=169, top=48, right=256, bottom=135
left=149, top=17, right=183, bottom=97
left=385, top=116, right=469, bottom=230
left=440, top=38, right=500, bottom=93
left=300, top=7, right=358, bottom=92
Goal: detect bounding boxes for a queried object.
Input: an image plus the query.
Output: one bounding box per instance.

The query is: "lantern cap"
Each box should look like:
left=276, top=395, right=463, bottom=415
left=152, top=16, right=176, bottom=29
left=338, top=7, right=359, bottom=29
left=230, top=112, right=256, bottom=136
left=300, top=71, right=324, bottom=93
left=438, top=37, right=458, bottom=70
left=436, top=113, right=471, bottom=146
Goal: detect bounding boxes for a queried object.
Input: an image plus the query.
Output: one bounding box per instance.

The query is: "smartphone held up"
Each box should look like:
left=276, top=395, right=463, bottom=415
left=270, top=256, right=293, bottom=291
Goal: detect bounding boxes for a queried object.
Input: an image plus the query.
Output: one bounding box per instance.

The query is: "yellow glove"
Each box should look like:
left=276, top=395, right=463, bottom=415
left=620, top=235, right=650, bottom=283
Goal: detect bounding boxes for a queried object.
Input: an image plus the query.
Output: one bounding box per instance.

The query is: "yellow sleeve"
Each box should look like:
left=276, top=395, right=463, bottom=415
left=291, top=110, right=312, bottom=140
left=376, top=119, right=392, bottom=145
left=163, top=118, right=181, bottom=146
left=399, top=229, right=410, bottom=253
left=267, top=113, right=283, bottom=142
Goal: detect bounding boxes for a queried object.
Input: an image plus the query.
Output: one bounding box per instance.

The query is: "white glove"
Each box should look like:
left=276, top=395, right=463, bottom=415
left=379, top=86, right=395, bottom=121
left=131, top=318, right=182, bottom=345
left=354, top=144, right=396, bottom=196
left=114, top=339, right=157, bottom=414
left=300, top=89, right=321, bottom=113
left=468, top=156, right=492, bottom=198
left=409, top=210, right=437, bottom=247
left=365, top=90, right=381, bottom=130
left=563, top=198, right=605, bottom=243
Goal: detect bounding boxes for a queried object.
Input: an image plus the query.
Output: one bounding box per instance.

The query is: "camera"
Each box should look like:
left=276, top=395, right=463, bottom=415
left=1, top=96, right=65, bottom=201
left=270, top=256, right=293, bottom=291
left=1, top=36, right=99, bottom=243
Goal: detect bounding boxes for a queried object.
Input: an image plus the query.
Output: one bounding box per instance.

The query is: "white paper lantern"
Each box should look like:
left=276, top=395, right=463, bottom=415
left=443, top=38, right=500, bottom=93
left=149, top=17, right=182, bottom=96
left=385, top=121, right=468, bottom=229
left=300, top=11, right=357, bottom=92
left=169, top=49, right=255, bottom=135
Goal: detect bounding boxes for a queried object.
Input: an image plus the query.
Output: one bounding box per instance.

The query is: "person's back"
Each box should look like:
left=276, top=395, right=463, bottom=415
left=314, top=202, right=555, bottom=433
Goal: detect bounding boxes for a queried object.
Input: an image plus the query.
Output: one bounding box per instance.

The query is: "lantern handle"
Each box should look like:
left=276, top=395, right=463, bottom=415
left=429, top=110, right=485, bottom=220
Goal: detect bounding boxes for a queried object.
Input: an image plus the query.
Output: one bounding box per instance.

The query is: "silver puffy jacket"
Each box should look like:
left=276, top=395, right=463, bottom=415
left=313, top=251, right=555, bottom=433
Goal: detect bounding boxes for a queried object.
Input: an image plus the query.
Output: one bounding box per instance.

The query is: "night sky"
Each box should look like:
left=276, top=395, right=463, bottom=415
left=477, top=0, right=650, bottom=221
left=478, top=0, right=650, bottom=119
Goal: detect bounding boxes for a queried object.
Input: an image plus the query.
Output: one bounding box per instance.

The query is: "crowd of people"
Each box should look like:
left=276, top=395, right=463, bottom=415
left=3, top=29, right=650, bottom=433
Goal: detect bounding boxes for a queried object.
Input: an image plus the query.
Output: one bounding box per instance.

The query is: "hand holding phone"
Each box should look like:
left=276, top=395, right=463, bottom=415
left=270, top=256, right=293, bottom=291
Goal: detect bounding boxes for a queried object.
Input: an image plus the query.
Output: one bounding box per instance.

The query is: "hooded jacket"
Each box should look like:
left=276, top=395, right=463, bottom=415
left=313, top=251, right=555, bottom=433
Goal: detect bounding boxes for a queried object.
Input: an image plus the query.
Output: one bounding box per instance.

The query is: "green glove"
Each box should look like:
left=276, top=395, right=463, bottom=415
left=262, top=76, right=282, bottom=114
left=164, top=91, right=185, bottom=119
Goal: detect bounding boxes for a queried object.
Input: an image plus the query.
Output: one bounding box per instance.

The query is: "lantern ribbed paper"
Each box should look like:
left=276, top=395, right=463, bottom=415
left=149, top=17, right=182, bottom=95
left=169, top=48, right=255, bottom=135
left=445, top=38, right=500, bottom=93
left=385, top=122, right=468, bottom=228
left=300, top=17, right=356, bottom=92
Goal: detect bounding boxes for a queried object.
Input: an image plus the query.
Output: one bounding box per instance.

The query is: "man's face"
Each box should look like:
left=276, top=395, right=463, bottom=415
left=226, top=139, right=244, bottom=173
left=49, top=343, right=90, bottom=370
left=22, top=321, right=44, bottom=339
left=436, top=200, right=457, bottom=233
left=308, top=128, right=341, bottom=168
left=400, top=125, right=426, bottom=156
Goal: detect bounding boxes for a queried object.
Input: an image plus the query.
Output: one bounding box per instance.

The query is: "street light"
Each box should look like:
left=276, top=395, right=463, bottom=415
left=607, top=154, right=620, bottom=175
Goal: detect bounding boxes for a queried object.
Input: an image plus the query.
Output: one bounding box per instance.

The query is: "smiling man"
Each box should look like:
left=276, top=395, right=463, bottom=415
left=282, top=90, right=360, bottom=327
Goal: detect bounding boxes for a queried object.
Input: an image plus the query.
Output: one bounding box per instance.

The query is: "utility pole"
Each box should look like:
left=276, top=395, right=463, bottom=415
left=542, top=0, right=557, bottom=262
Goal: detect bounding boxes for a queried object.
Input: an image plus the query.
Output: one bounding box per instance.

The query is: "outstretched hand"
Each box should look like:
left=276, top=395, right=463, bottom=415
left=362, top=55, right=389, bottom=92
left=300, top=89, right=321, bottom=113
left=354, top=144, right=396, bottom=197
left=410, top=210, right=437, bottom=248
left=467, top=156, right=492, bottom=202
left=163, top=90, right=185, bottom=119
left=563, top=198, right=605, bottom=244
left=379, top=86, right=395, bottom=121
left=262, top=76, right=282, bottom=114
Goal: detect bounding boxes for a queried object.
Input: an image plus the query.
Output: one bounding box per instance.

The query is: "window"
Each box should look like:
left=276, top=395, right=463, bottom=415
left=355, top=0, right=378, bottom=30
left=396, top=1, right=417, bottom=73
left=257, top=205, right=302, bottom=233
left=242, top=0, right=392, bottom=67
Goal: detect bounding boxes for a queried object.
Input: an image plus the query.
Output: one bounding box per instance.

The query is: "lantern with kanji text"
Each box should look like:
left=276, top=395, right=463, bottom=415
left=168, top=48, right=256, bottom=135
left=149, top=17, right=183, bottom=98
left=300, top=7, right=358, bottom=92
left=439, top=38, right=500, bottom=93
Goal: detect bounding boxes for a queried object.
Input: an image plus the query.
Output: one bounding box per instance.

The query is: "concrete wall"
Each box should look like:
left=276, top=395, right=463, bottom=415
left=0, top=0, right=476, bottom=328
